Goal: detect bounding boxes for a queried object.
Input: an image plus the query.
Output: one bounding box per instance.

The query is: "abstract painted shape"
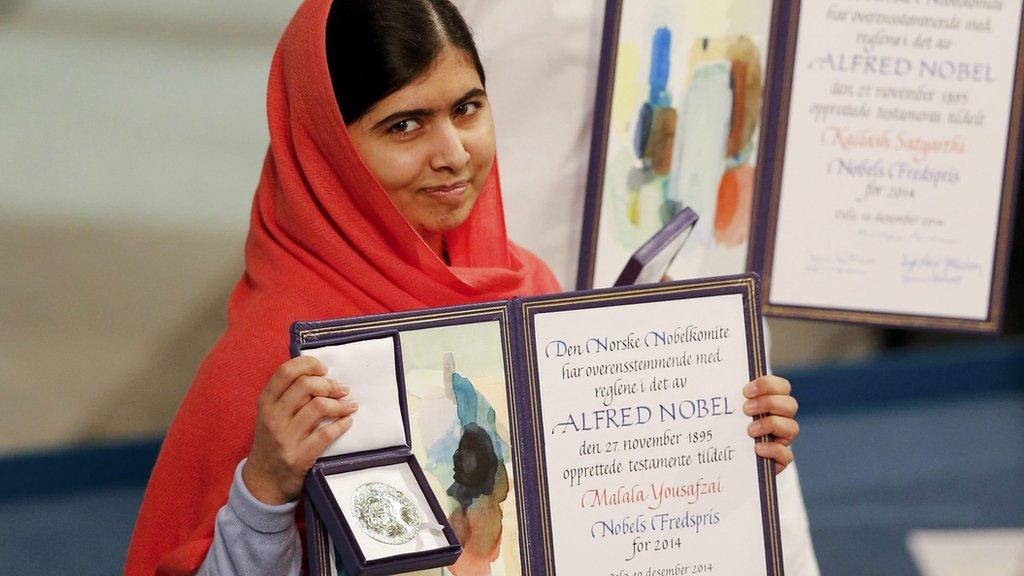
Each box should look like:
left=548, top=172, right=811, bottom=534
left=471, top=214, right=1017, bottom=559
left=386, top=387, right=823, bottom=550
left=724, top=36, right=763, bottom=158
left=726, top=59, right=749, bottom=158
left=417, top=352, right=510, bottom=576
left=622, top=26, right=682, bottom=238
left=448, top=464, right=509, bottom=575
left=667, top=58, right=733, bottom=241
left=633, top=27, right=678, bottom=178
left=610, top=41, right=640, bottom=134
left=684, top=35, right=762, bottom=157
left=447, top=422, right=500, bottom=506
left=713, top=164, right=754, bottom=247
left=645, top=107, right=678, bottom=176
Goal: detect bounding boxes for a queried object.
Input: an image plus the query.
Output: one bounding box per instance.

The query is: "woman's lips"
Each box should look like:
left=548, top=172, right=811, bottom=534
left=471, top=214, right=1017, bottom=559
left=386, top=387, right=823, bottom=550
left=420, top=181, right=469, bottom=202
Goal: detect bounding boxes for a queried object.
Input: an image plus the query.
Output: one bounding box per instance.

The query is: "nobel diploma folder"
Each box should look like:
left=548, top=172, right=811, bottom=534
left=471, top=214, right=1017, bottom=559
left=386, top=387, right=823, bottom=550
left=294, top=273, right=784, bottom=576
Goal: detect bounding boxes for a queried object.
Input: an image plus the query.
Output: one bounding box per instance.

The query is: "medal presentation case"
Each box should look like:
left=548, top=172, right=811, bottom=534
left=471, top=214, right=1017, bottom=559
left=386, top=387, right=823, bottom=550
left=295, top=274, right=783, bottom=575
left=296, top=332, right=462, bottom=576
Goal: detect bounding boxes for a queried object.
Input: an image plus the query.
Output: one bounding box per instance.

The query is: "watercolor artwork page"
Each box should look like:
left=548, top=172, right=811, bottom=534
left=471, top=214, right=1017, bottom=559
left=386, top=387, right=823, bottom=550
left=580, top=0, right=779, bottom=290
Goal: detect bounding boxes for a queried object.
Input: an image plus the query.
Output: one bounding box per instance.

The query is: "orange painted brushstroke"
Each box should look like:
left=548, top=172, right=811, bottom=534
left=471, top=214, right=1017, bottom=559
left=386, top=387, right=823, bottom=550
left=714, top=165, right=754, bottom=247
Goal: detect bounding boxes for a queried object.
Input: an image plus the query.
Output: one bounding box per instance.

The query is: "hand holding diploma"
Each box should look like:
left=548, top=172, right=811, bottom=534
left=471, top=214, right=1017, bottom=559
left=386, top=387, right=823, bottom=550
left=742, top=375, right=799, bottom=475
left=661, top=276, right=801, bottom=475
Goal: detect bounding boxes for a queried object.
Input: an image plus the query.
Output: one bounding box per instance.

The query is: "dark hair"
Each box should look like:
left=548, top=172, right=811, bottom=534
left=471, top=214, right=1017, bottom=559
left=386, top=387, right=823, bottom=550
left=325, top=0, right=486, bottom=124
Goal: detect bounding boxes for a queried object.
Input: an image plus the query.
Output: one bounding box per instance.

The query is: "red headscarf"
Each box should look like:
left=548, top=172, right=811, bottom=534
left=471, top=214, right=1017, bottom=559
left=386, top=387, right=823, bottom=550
left=124, top=0, right=559, bottom=573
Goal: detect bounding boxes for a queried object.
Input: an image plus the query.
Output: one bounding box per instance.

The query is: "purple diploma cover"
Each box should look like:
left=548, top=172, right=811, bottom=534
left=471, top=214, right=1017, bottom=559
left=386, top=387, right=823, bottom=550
left=294, top=274, right=784, bottom=575
left=615, top=207, right=699, bottom=286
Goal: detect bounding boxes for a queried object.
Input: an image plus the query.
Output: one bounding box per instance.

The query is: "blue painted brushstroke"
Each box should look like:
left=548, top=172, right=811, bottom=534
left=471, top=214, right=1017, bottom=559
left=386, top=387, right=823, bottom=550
left=452, top=373, right=480, bottom=426
left=634, top=103, right=653, bottom=159
left=649, top=27, right=672, bottom=106
left=452, top=372, right=504, bottom=460
left=635, top=27, right=674, bottom=159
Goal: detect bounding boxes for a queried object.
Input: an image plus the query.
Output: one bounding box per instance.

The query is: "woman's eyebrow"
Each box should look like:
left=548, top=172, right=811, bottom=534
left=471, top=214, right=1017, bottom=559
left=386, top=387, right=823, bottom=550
left=370, top=88, right=488, bottom=131
left=371, top=108, right=434, bottom=131
left=454, top=88, right=487, bottom=104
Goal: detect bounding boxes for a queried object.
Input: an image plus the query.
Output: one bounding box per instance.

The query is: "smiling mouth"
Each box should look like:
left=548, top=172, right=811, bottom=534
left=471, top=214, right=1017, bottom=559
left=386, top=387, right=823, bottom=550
left=420, top=181, right=469, bottom=201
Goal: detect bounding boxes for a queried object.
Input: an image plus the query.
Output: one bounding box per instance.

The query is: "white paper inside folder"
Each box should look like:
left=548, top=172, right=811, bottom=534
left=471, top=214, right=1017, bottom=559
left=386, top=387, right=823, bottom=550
left=301, top=335, right=408, bottom=457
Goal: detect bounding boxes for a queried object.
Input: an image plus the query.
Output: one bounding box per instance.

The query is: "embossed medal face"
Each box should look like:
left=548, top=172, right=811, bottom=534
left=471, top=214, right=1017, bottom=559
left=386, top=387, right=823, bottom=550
left=350, top=482, right=422, bottom=545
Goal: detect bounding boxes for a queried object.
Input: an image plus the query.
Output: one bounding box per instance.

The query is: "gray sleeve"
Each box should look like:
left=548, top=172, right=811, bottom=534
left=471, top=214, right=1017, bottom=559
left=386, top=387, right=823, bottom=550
left=197, top=459, right=303, bottom=576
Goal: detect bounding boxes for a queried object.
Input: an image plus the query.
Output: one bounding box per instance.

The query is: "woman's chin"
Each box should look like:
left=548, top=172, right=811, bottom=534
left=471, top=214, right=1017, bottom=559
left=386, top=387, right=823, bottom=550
left=418, top=206, right=477, bottom=236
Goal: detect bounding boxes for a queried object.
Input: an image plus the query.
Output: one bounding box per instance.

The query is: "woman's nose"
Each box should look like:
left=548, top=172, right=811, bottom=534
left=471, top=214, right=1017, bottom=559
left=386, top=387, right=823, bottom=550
left=429, top=122, right=471, bottom=172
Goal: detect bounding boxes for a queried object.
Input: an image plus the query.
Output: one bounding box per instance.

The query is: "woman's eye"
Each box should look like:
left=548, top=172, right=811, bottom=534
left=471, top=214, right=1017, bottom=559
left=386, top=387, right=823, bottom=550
left=388, top=118, right=421, bottom=135
left=455, top=101, right=481, bottom=117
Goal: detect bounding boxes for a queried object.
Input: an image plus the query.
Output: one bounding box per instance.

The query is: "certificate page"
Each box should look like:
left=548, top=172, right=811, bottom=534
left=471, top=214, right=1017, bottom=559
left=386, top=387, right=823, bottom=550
left=769, top=0, right=1023, bottom=319
left=531, top=293, right=769, bottom=575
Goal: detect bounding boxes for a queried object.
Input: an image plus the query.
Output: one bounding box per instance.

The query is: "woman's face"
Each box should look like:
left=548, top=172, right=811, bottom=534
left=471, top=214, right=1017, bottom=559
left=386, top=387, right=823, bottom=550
left=348, top=45, right=495, bottom=247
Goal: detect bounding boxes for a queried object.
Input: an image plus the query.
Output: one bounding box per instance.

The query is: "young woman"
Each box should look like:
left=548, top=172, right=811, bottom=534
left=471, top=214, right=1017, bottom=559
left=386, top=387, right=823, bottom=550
left=125, top=1, right=800, bottom=574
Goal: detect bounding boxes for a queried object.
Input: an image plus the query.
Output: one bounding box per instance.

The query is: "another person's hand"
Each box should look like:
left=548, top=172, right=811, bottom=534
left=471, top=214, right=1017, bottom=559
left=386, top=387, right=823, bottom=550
left=242, top=356, right=358, bottom=505
left=741, top=375, right=799, bottom=475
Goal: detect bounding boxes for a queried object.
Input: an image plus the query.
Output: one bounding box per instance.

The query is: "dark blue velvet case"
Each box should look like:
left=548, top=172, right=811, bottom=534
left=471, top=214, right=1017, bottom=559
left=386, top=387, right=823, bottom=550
left=295, top=332, right=462, bottom=576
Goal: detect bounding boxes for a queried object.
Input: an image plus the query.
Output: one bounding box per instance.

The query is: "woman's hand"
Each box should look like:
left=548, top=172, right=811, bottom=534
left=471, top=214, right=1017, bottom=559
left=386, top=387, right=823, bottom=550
left=242, top=356, right=359, bottom=505
left=741, top=375, right=799, bottom=475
